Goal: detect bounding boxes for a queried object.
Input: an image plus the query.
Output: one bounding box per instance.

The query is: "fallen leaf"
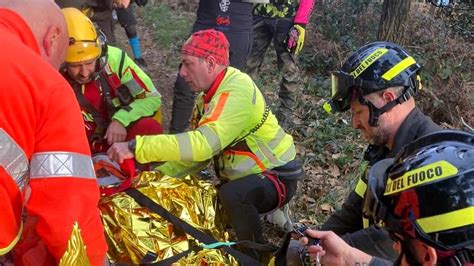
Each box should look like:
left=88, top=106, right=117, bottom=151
left=320, top=203, right=334, bottom=214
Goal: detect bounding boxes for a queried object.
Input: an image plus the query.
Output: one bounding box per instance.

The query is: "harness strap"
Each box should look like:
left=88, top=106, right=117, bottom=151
left=71, top=84, right=108, bottom=136
left=98, top=71, right=116, bottom=121
left=358, top=87, right=415, bottom=127
left=264, top=171, right=287, bottom=209
left=125, top=188, right=261, bottom=265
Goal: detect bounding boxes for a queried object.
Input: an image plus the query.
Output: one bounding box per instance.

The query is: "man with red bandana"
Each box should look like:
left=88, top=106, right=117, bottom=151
left=108, top=29, right=304, bottom=263
left=169, top=0, right=254, bottom=133
left=0, top=1, right=107, bottom=265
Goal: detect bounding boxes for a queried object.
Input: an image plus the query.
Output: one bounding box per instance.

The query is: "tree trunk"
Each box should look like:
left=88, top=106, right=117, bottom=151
left=378, top=0, right=412, bottom=44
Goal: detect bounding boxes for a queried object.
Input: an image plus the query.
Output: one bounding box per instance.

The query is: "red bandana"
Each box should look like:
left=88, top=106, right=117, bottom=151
left=181, top=29, right=230, bottom=66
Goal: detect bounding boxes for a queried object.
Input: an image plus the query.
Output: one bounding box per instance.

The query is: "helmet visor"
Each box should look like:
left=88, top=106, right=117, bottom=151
left=329, top=71, right=358, bottom=112
left=65, top=38, right=101, bottom=63
left=328, top=71, right=398, bottom=113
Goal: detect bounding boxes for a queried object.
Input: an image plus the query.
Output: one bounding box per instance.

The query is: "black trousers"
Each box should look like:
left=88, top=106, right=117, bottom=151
left=116, top=5, right=138, bottom=38
left=217, top=173, right=297, bottom=261
left=169, top=24, right=253, bottom=133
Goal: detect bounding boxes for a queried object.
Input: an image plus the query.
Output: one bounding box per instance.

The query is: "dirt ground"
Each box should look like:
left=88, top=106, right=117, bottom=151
left=114, top=13, right=176, bottom=131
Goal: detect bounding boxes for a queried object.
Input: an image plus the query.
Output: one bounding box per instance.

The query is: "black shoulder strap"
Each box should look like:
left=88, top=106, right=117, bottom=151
left=97, top=71, right=117, bottom=121
left=70, top=84, right=108, bottom=133
left=125, top=188, right=261, bottom=265
left=118, top=50, right=126, bottom=79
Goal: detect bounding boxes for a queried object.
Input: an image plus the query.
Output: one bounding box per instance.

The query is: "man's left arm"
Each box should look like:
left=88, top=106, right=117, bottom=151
left=289, top=0, right=315, bottom=54
left=294, top=0, right=315, bottom=25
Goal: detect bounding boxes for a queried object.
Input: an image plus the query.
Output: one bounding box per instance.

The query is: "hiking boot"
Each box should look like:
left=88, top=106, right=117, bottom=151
left=135, top=57, right=148, bottom=68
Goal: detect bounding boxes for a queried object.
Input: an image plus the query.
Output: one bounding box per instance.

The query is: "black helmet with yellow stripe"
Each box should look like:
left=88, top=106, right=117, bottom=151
left=324, top=41, right=422, bottom=126
left=363, top=130, right=474, bottom=254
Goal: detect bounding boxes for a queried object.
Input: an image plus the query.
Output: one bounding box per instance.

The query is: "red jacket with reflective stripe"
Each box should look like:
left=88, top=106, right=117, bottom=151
left=0, top=8, right=107, bottom=265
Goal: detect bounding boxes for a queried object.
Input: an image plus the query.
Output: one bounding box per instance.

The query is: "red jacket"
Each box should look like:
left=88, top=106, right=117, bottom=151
left=0, top=8, right=107, bottom=265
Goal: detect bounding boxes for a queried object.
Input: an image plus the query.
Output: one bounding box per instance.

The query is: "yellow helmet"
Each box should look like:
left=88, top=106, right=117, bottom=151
left=62, top=8, right=102, bottom=63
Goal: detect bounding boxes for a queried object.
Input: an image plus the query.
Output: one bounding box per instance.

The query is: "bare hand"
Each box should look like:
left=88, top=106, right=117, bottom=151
left=107, top=142, right=134, bottom=164
left=299, top=229, right=372, bottom=265
left=105, top=120, right=127, bottom=145
left=300, top=230, right=345, bottom=265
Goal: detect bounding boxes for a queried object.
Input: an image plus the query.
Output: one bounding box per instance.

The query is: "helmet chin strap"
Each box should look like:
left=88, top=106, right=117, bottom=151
left=396, top=240, right=423, bottom=266
left=358, top=87, right=415, bottom=127
left=91, top=53, right=109, bottom=81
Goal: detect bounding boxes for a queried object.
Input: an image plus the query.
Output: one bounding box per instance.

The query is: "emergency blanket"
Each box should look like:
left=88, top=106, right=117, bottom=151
left=98, top=170, right=237, bottom=265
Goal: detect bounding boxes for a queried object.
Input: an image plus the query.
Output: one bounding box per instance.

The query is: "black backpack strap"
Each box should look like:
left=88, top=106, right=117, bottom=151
left=125, top=188, right=261, bottom=265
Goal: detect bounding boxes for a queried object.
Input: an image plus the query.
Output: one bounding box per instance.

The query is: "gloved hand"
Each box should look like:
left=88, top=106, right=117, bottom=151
left=286, top=24, right=306, bottom=55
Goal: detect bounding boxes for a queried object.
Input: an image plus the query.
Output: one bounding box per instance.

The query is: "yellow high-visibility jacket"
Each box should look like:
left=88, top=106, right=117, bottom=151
left=135, top=67, right=296, bottom=180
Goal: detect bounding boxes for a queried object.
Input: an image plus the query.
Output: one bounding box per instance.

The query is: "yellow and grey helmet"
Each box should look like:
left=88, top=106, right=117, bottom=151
left=62, top=7, right=102, bottom=63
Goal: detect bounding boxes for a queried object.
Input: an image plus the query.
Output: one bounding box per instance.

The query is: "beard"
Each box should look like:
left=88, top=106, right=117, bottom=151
left=368, top=117, right=390, bottom=146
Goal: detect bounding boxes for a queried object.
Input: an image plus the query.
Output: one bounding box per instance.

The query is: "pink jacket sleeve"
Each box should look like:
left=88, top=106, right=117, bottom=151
left=294, top=0, right=315, bottom=25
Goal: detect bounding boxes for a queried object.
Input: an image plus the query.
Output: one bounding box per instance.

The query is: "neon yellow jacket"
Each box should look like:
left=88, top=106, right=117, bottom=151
left=135, top=67, right=296, bottom=180
left=106, top=46, right=161, bottom=127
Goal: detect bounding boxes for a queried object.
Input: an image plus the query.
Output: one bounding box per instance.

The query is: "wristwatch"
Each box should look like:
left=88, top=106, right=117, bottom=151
left=128, top=139, right=136, bottom=153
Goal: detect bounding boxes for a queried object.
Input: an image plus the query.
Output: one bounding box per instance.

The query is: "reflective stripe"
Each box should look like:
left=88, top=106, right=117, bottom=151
left=256, top=142, right=279, bottom=165
left=124, top=78, right=144, bottom=96
left=231, top=150, right=266, bottom=171
left=221, top=157, right=256, bottom=179
left=198, top=125, right=222, bottom=155
left=355, top=177, right=367, bottom=197
left=350, top=48, right=388, bottom=78
left=279, top=145, right=296, bottom=163
left=268, top=128, right=287, bottom=149
left=416, top=206, right=474, bottom=234
left=363, top=218, right=369, bottom=229
left=81, top=111, right=94, bottom=122
left=176, top=133, right=193, bottom=161
left=251, top=82, right=257, bottom=105
left=0, top=223, right=22, bottom=255
left=0, top=128, right=29, bottom=191
left=30, top=152, right=96, bottom=180
left=198, top=92, right=230, bottom=126
left=382, top=56, right=416, bottom=81
left=161, top=161, right=209, bottom=179
left=220, top=150, right=265, bottom=178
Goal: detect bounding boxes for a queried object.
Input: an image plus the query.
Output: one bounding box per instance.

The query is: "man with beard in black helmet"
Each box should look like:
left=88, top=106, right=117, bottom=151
left=286, top=41, right=442, bottom=264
